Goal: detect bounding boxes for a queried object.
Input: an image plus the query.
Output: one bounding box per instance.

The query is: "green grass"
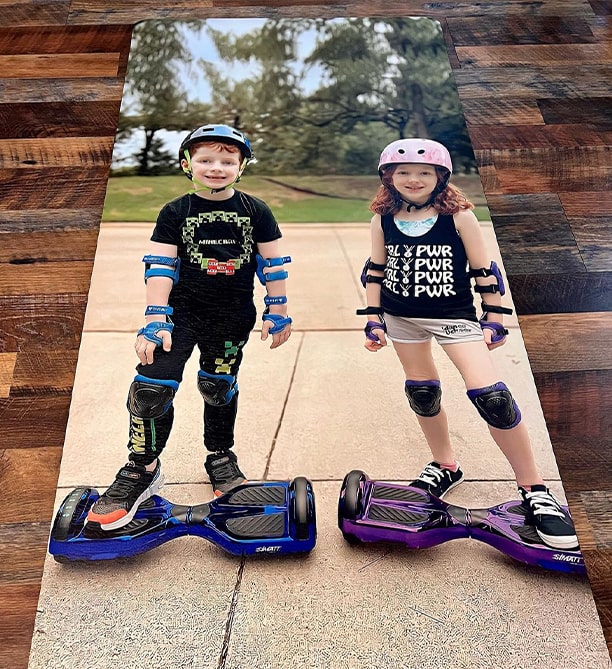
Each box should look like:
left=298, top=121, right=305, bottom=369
left=102, top=174, right=490, bottom=223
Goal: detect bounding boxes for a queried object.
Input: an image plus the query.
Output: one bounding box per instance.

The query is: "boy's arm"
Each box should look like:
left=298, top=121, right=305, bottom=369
left=135, top=241, right=178, bottom=365
left=256, top=239, right=292, bottom=349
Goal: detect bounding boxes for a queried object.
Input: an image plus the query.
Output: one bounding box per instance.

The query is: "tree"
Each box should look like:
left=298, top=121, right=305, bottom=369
left=117, top=21, right=205, bottom=175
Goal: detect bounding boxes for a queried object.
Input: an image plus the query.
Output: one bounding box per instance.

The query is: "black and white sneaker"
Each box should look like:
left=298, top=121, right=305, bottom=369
left=519, top=485, right=579, bottom=550
left=86, top=460, right=164, bottom=530
left=409, top=461, right=464, bottom=498
left=205, top=451, right=246, bottom=497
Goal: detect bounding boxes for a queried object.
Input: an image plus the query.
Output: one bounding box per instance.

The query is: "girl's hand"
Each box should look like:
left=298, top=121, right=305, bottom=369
left=135, top=328, right=172, bottom=365
left=364, top=319, right=387, bottom=352
left=482, top=326, right=505, bottom=351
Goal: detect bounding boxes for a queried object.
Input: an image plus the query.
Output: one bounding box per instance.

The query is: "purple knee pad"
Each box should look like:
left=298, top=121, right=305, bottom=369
left=467, top=381, right=521, bottom=429
left=405, top=379, right=442, bottom=417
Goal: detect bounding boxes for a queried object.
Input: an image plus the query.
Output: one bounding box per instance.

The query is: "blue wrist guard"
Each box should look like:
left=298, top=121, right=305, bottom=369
left=263, top=312, right=292, bottom=334
left=145, top=305, right=174, bottom=318
left=256, top=254, right=291, bottom=285
left=264, top=295, right=287, bottom=306
left=137, top=321, right=174, bottom=346
left=143, top=255, right=181, bottom=285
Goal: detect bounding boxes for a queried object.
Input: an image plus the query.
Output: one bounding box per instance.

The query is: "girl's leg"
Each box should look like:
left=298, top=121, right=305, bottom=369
left=442, top=340, right=544, bottom=487
left=393, top=340, right=456, bottom=466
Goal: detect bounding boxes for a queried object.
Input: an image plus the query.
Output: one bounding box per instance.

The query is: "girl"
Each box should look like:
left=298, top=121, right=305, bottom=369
left=361, top=138, right=577, bottom=551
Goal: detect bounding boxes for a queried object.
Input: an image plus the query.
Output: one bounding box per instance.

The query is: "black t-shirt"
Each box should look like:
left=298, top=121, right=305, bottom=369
left=151, top=190, right=282, bottom=304
left=380, top=213, right=477, bottom=321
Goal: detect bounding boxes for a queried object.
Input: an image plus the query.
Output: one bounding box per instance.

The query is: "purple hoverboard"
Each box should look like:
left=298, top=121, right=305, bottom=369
left=338, top=470, right=585, bottom=575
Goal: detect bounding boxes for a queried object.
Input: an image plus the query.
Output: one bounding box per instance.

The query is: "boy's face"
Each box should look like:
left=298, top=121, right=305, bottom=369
left=183, top=143, right=242, bottom=191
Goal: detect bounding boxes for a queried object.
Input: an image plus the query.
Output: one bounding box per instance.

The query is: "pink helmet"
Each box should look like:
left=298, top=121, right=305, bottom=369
left=378, top=138, right=453, bottom=176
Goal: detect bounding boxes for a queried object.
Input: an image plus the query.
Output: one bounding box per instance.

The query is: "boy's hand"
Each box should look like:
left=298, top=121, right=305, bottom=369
left=135, top=328, right=172, bottom=365
left=261, top=320, right=291, bottom=349
left=482, top=327, right=505, bottom=351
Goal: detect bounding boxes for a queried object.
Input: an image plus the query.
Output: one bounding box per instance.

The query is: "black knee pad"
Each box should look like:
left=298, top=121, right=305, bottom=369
left=127, top=375, right=178, bottom=419
left=467, top=382, right=521, bottom=429
left=197, top=370, right=237, bottom=406
left=405, top=380, right=442, bottom=417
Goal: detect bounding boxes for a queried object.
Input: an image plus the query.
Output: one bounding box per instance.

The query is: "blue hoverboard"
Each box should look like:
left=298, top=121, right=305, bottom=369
left=49, top=478, right=316, bottom=562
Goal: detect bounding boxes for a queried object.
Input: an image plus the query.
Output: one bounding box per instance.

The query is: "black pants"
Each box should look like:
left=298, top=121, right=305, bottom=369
left=128, top=300, right=257, bottom=466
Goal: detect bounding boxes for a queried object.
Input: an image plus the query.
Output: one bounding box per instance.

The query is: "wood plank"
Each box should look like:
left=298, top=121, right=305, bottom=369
left=539, top=98, right=612, bottom=128
left=0, top=449, right=63, bottom=522
left=560, top=192, right=612, bottom=216
left=0, top=211, right=103, bottom=233
left=456, top=43, right=612, bottom=67
left=469, top=124, right=607, bottom=150
left=569, top=216, right=612, bottom=270
left=477, top=146, right=611, bottom=193
left=0, top=262, right=95, bottom=296
left=0, top=77, right=123, bottom=104
left=508, top=272, right=612, bottom=314
left=0, top=25, right=133, bottom=54
left=0, top=583, right=44, bottom=669
left=0, top=137, right=114, bottom=168
left=64, top=0, right=597, bottom=24
left=0, top=353, right=17, bottom=397
left=453, top=66, right=612, bottom=98
left=0, top=54, right=120, bottom=79
left=520, top=312, right=612, bottom=373
left=0, top=396, right=72, bottom=449
left=0, top=294, right=88, bottom=352
left=0, top=3, right=69, bottom=28
left=551, top=437, right=612, bottom=494
left=461, top=98, right=544, bottom=126
left=0, top=102, right=121, bottom=139
left=533, top=369, right=612, bottom=440
left=0, top=230, right=99, bottom=262
left=11, top=351, right=78, bottom=393
left=0, top=168, right=110, bottom=209
left=447, top=16, right=598, bottom=45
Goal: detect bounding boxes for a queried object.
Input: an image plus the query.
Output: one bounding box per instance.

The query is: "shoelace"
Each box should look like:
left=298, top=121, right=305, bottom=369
left=417, top=464, right=445, bottom=485
left=524, top=489, right=565, bottom=518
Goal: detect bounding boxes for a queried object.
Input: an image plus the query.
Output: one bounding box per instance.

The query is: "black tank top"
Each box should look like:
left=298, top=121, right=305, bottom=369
left=380, top=213, right=477, bottom=321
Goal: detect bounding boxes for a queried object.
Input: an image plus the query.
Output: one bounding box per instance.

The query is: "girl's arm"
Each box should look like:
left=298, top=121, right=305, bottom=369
left=454, top=210, right=507, bottom=348
left=257, top=239, right=292, bottom=349
left=363, top=215, right=388, bottom=351
left=136, top=241, right=177, bottom=365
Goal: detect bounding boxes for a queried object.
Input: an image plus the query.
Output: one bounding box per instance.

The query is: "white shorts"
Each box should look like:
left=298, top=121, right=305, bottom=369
left=384, top=314, right=484, bottom=345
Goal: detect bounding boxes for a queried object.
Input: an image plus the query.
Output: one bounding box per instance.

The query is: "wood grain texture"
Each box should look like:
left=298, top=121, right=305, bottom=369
left=0, top=5, right=611, bottom=668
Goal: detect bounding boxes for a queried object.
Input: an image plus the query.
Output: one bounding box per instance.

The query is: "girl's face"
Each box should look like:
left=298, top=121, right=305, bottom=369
left=391, top=163, right=438, bottom=204
left=183, top=143, right=242, bottom=190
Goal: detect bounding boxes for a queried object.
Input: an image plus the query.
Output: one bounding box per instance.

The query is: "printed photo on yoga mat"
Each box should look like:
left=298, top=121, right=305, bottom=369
left=30, top=17, right=611, bottom=669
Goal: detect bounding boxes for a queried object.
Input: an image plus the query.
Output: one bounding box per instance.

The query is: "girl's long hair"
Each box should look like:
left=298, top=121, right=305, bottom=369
left=369, top=165, right=474, bottom=216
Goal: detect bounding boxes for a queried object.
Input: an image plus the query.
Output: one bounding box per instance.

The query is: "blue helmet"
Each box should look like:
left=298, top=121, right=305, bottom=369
left=178, top=124, right=253, bottom=167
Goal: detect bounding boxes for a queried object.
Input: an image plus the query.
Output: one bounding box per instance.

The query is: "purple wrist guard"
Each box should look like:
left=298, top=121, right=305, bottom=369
left=365, top=320, right=386, bottom=342
left=480, top=320, right=508, bottom=344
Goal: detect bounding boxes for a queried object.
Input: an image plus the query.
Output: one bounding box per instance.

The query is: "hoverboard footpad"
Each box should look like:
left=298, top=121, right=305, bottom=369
left=226, top=512, right=286, bottom=538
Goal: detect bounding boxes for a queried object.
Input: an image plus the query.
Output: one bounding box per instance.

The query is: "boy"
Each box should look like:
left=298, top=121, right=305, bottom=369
left=87, top=124, right=292, bottom=530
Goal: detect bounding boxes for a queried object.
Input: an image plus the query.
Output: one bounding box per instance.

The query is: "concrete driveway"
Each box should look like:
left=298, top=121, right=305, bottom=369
left=28, top=223, right=611, bottom=669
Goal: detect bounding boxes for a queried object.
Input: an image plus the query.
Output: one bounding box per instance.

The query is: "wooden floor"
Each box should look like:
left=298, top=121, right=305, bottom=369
left=0, top=2, right=610, bottom=667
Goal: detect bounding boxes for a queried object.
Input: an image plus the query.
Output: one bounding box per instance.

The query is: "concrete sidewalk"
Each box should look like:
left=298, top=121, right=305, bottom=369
left=28, top=223, right=610, bottom=669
